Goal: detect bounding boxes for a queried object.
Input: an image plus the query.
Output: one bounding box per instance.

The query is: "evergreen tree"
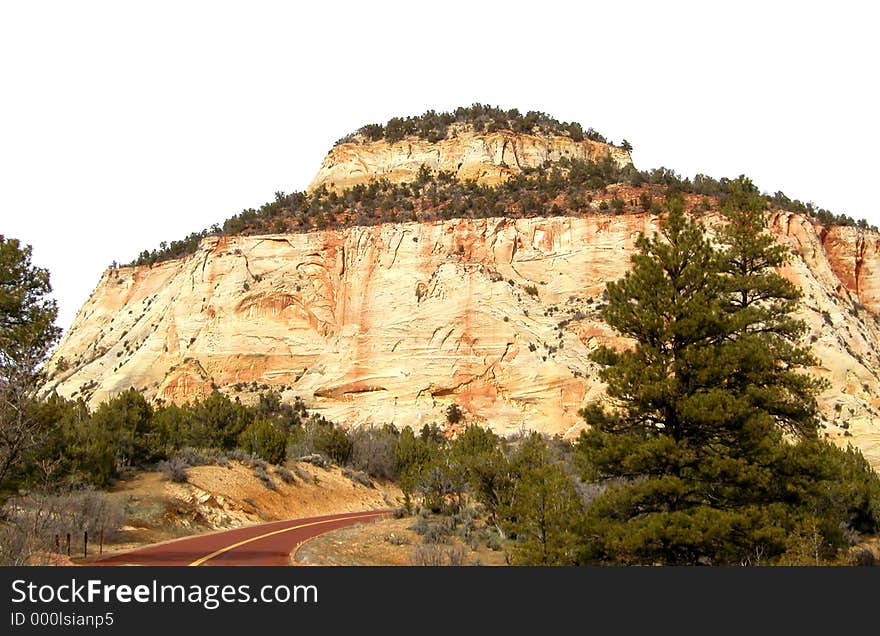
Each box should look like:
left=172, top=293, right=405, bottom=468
left=238, top=419, right=287, bottom=464
left=715, top=177, right=824, bottom=436
left=450, top=425, right=510, bottom=526
left=0, top=236, right=61, bottom=490
left=90, top=389, right=156, bottom=467
left=575, top=188, right=862, bottom=565
left=503, top=434, right=582, bottom=566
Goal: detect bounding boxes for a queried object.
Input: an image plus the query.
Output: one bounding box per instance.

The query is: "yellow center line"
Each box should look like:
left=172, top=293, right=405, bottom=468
left=188, top=512, right=385, bottom=566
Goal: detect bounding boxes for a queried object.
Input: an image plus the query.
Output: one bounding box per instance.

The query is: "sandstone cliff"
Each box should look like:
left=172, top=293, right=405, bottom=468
left=308, top=131, right=632, bottom=192
left=46, top=209, right=880, bottom=468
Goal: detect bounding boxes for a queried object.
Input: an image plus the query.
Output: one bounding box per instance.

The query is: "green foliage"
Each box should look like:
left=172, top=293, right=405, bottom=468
left=90, top=389, right=157, bottom=467
left=411, top=456, right=466, bottom=514
left=20, top=389, right=300, bottom=488
left=0, top=236, right=60, bottom=370
left=445, top=404, right=463, bottom=425
left=394, top=426, right=435, bottom=473
left=0, top=235, right=62, bottom=491
left=449, top=426, right=509, bottom=524
left=575, top=182, right=872, bottom=565
left=501, top=434, right=583, bottom=566
left=336, top=104, right=614, bottom=147
left=125, top=157, right=874, bottom=269
left=184, top=391, right=253, bottom=450
left=238, top=419, right=287, bottom=464
left=308, top=421, right=353, bottom=464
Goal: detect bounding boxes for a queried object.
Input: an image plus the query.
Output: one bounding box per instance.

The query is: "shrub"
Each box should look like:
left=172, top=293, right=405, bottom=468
left=238, top=420, right=287, bottom=465
left=385, top=533, right=410, bottom=546
left=174, top=447, right=225, bottom=467
left=342, top=467, right=374, bottom=488
left=297, top=453, right=328, bottom=469
left=445, top=544, right=467, bottom=566
left=851, top=548, right=876, bottom=567
left=292, top=465, right=311, bottom=482
left=226, top=448, right=256, bottom=463
left=410, top=544, right=446, bottom=566
left=445, top=404, right=463, bottom=425
left=252, top=464, right=275, bottom=490
left=159, top=456, right=189, bottom=483
left=410, top=543, right=468, bottom=566
left=349, top=425, right=399, bottom=479
left=274, top=465, right=295, bottom=484
left=411, top=517, right=453, bottom=544
left=0, top=489, right=125, bottom=565
left=486, top=533, right=503, bottom=551
left=309, top=423, right=353, bottom=464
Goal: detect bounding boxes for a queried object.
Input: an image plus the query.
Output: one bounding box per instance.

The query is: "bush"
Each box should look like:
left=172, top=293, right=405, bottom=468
left=349, top=425, right=398, bottom=479
left=296, top=453, right=328, bottom=468
left=309, top=423, right=353, bottom=464
left=226, top=448, right=256, bottom=463
left=410, top=544, right=446, bottom=566
left=410, top=517, right=453, bottom=544
left=385, top=533, right=409, bottom=546
left=252, top=464, right=275, bottom=490
left=445, top=544, right=467, bottom=566
left=173, top=447, right=225, bottom=467
left=445, top=404, right=463, bottom=425
left=292, top=465, right=312, bottom=482
left=410, top=543, right=468, bottom=566
left=238, top=420, right=287, bottom=465
left=158, top=456, right=189, bottom=483
left=274, top=466, right=295, bottom=484
left=850, top=548, right=876, bottom=566
left=486, top=533, right=503, bottom=551
left=342, top=467, right=373, bottom=488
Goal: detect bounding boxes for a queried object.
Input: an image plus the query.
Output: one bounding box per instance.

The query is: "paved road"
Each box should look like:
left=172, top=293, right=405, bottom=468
left=96, top=510, right=390, bottom=566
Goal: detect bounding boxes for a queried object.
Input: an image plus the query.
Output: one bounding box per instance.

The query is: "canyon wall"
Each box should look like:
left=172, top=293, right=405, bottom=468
left=309, top=131, right=632, bottom=192
left=46, top=210, right=880, bottom=467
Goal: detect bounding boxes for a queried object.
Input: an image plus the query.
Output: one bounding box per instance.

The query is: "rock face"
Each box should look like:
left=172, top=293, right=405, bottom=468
left=308, top=131, right=632, bottom=192
left=46, top=208, right=880, bottom=468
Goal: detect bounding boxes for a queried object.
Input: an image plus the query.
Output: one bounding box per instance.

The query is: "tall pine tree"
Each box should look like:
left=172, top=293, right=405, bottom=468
left=576, top=182, right=872, bottom=565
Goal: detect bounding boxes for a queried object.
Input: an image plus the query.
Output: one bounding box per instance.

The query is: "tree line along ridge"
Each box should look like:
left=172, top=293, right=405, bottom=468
left=123, top=154, right=878, bottom=269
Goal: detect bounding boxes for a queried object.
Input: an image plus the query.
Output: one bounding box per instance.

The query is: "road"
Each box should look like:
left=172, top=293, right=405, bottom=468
left=96, top=510, right=390, bottom=566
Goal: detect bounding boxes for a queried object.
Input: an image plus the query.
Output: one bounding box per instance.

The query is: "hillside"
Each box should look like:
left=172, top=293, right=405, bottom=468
left=44, top=108, right=880, bottom=469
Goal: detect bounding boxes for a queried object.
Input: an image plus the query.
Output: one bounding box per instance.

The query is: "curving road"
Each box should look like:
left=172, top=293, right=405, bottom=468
left=96, top=510, right=390, bottom=566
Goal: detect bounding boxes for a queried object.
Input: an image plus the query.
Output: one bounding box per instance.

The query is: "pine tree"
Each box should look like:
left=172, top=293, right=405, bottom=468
left=449, top=425, right=510, bottom=526
left=503, top=434, right=582, bottom=566
left=575, top=186, right=864, bottom=565
left=715, top=177, right=824, bottom=436
left=0, top=236, right=61, bottom=490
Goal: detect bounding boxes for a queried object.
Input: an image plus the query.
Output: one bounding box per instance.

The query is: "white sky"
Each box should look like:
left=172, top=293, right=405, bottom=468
left=1, top=1, right=878, bottom=332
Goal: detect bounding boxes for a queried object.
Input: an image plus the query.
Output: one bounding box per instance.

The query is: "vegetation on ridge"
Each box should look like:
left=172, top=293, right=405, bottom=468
left=334, top=103, right=621, bottom=146
left=124, top=157, right=877, bottom=268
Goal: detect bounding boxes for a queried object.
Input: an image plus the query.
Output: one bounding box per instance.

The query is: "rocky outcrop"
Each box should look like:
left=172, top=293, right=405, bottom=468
left=308, top=131, right=632, bottom=192
left=46, top=211, right=880, bottom=468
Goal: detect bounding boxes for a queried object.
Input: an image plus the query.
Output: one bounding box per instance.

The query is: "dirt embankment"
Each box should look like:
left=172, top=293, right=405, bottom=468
left=100, top=460, right=400, bottom=556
